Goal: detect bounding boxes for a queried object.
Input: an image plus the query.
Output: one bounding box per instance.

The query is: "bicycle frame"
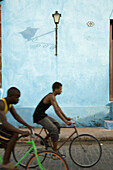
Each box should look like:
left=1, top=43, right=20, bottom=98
left=38, top=122, right=79, bottom=150
left=0, top=140, right=45, bottom=170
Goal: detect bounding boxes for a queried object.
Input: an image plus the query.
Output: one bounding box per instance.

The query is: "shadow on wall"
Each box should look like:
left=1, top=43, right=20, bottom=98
left=6, top=106, right=111, bottom=128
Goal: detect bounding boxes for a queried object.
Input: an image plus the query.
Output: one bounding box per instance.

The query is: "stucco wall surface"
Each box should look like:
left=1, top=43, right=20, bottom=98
left=1, top=0, right=113, bottom=127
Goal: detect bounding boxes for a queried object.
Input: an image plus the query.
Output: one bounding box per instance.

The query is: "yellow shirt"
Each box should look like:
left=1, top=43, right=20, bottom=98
left=0, top=97, right=12, bottom=123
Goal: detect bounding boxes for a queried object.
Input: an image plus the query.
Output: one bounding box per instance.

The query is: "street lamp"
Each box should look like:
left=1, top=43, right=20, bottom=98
left=52, top=11, right=61, bottom=56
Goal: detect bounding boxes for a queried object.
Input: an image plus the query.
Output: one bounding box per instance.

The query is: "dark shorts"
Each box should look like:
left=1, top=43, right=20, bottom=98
left=0, top=125, right=13, bottom=144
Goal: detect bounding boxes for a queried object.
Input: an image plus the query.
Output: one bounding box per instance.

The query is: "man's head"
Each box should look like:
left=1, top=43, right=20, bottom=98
left=52, top=82, right=62, bottom=95
left=7, top=87, right=21, bottom=104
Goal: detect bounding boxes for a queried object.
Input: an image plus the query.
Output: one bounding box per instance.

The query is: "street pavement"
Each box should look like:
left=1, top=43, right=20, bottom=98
left=1, top=127, right=113, bottom=169
left=0, top=141, right=113, bottom=170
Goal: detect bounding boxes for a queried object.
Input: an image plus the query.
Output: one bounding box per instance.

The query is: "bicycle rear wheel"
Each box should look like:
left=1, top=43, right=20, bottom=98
left=69, top=134, right=102, bottom=168
left=13, top=133, right=47, bottom=168
left=26, top=150, right=69, bottom=170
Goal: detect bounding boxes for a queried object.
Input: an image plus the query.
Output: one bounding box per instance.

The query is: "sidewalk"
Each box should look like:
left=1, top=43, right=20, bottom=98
left=26, top=127, right=113, bottom=142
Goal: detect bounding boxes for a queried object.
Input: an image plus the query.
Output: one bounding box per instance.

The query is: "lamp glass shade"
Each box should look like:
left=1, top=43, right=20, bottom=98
left=52, top=11, right=61, bottom=24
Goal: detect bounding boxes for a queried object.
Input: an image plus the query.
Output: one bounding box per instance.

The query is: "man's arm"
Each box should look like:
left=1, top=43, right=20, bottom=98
left=0, top=110, right=27, bottom=134
left=50, top=95, right=71, bottom=126
left=56, top=103, right=71, bottom=121
left=10, top=106, right=33, bottom=131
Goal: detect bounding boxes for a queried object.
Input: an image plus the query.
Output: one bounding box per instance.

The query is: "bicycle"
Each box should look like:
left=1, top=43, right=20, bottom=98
left=13, top=122, right=102, bottom=168
left=0, top=130, right=69, bottom=170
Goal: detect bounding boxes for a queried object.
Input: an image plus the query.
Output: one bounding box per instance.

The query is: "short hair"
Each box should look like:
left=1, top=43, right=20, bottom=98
left=52, top=82, right=62, bottom=91
left=7, top=87, right=20, bottom=97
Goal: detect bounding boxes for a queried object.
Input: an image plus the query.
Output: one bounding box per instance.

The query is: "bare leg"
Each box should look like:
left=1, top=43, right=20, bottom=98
left=3, top=133, right=18, bottom=164
left=53, top=141, right=58, bottom=152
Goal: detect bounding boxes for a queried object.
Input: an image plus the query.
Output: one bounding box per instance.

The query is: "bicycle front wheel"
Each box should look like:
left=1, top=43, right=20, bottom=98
left=26, top=150, right=69, bottom=170
left=69, top=134, right=102, bottom=168
left=13, top=133, right=47, bottom=168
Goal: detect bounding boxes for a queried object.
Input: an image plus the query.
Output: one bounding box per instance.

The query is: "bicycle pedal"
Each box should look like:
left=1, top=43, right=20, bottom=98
left=60, top=154, right=66, bottom=158
left=58, top=151, right=66, bottom=158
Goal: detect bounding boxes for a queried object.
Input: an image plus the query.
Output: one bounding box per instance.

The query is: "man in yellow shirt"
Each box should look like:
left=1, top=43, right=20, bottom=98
left=0, top=87, right=33, bottom=170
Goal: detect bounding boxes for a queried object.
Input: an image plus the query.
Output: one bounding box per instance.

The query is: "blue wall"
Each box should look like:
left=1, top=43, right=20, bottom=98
left=1, top=0, right=113, bottom=127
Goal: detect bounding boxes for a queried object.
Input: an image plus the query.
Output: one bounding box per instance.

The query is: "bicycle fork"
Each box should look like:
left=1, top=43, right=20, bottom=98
left=15, top=140, right=46, bottom=170
left=31, top=140, right=46, bottom=170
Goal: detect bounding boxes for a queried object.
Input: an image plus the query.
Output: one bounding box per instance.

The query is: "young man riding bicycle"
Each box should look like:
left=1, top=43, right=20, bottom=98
left=0, top=87, right=33, bottom=170
left=33, top=82, right=72, bottom=152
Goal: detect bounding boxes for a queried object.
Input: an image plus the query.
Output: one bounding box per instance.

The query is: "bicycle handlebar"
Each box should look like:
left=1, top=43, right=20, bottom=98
left=70, top=118, right=76, bottom=125
left=72, top=122, right=76, bottom=125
